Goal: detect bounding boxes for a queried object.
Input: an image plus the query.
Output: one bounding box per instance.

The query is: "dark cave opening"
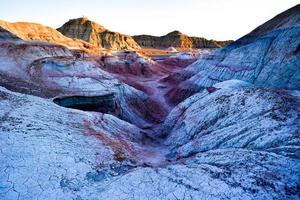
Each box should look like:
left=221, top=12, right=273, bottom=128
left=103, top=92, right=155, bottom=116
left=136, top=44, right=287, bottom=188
left=53, top=93, right=116, bottom=113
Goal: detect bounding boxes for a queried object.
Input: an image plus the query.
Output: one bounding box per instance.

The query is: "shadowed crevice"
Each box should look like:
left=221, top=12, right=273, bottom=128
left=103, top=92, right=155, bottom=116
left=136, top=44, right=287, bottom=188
left=53, top=93, right=116, bottom=113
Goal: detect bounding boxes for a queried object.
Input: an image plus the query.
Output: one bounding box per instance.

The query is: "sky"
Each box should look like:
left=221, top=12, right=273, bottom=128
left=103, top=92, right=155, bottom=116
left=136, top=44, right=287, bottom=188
left=0, top=0, right=298, bottom=40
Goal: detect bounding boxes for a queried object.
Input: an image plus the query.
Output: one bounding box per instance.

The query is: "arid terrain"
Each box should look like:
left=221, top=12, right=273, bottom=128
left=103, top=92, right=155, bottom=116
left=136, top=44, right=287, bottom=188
left=0, top=4, right=299, bottom=200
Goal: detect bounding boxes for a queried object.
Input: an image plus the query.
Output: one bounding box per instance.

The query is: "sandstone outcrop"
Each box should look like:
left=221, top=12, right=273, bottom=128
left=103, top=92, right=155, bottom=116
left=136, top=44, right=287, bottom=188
left=133, top=30, right=232, bottom=49
left=57, top=17, right=140, bottom=50
left=0, top=19, right=97, bottom=53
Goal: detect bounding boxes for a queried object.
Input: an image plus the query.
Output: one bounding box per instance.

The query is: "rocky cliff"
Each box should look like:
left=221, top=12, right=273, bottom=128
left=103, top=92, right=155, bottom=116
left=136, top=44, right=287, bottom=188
left=57, top=17, right=140, bottom=50
left=0, top=19, right=96, bottom=52
left=133, top=30, right=232, bottom=49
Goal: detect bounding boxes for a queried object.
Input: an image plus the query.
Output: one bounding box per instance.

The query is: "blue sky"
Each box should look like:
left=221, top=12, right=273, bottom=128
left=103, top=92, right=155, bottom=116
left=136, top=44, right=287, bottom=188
left=0, top=0, right=298, bottom=40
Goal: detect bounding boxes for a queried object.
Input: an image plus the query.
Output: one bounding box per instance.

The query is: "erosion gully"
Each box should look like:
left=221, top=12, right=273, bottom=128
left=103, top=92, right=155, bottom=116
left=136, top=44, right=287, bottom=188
left=106, top=56, right=195, bottom=167
left=53, top=55, right=195, bottom=168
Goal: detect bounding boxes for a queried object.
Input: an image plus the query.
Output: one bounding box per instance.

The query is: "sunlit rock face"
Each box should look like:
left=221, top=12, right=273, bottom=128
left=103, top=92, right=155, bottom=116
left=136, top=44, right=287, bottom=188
left=57, top=17, right=107, bottom=45
left=0, top=5, right=300, bottom=200
left=57, top=17, right=141, bottom=50
left=133, top=30, right=232, bottom=49
left=0, top=19, right=97, bottom=53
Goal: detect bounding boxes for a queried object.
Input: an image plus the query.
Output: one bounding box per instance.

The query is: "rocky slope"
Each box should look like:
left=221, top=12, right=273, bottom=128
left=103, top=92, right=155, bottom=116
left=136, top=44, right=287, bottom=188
left=57, top=17, right=140, bottom=50
left=165, top=4, right=300, bottom=105
left=0, top=82, right=299, bottom=199
left=0, top=41, right=171, bottom=129
left=0, top=27, right=21, bottom=42
left=160, top=80, right=300, bottom=159
left=133, top=30, right=232, bottom=49
left=0, top=5, right=299, bottom=200
left=0, top=19, right=97, bottom=53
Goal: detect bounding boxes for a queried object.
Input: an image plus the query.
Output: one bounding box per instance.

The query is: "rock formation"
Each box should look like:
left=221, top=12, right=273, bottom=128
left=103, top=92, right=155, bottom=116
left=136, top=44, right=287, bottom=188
left=0, top=27, right=21, bottom=42
left=133, top=30, right=232, bottom=49
left=160, top=80, right=300, bottom=160
left=0, top=19, right=97, bottom=53
left=165, top=4, right=300, bottom=104
left=0, top=4, right=299, bottom=200
left=57, top=17, right=140, bottom=50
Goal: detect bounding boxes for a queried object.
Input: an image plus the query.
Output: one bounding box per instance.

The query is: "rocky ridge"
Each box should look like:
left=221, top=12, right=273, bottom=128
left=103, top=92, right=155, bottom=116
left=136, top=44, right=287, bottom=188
left=57, top=17, right=141, bottom=50
left=0, top=19, right=97, bottom=53
left=133, top=30, right=232, bottom=49
left=165, top=4, right=300, bottom=105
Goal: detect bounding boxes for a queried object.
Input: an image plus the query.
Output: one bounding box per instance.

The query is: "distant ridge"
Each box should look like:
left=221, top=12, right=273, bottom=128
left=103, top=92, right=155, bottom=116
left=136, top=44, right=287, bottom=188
left=57, top=17, right=140, bottom=50
left=0, top=17, right=232, bottom=52
left=0, top=19, right=96, bottom=52
left=133, top=31, right=232, bottom=49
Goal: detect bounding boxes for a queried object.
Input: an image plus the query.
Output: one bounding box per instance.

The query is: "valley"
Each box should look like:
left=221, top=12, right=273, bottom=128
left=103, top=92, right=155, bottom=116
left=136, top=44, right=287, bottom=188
left=0, top=4, right=299, bottom=200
